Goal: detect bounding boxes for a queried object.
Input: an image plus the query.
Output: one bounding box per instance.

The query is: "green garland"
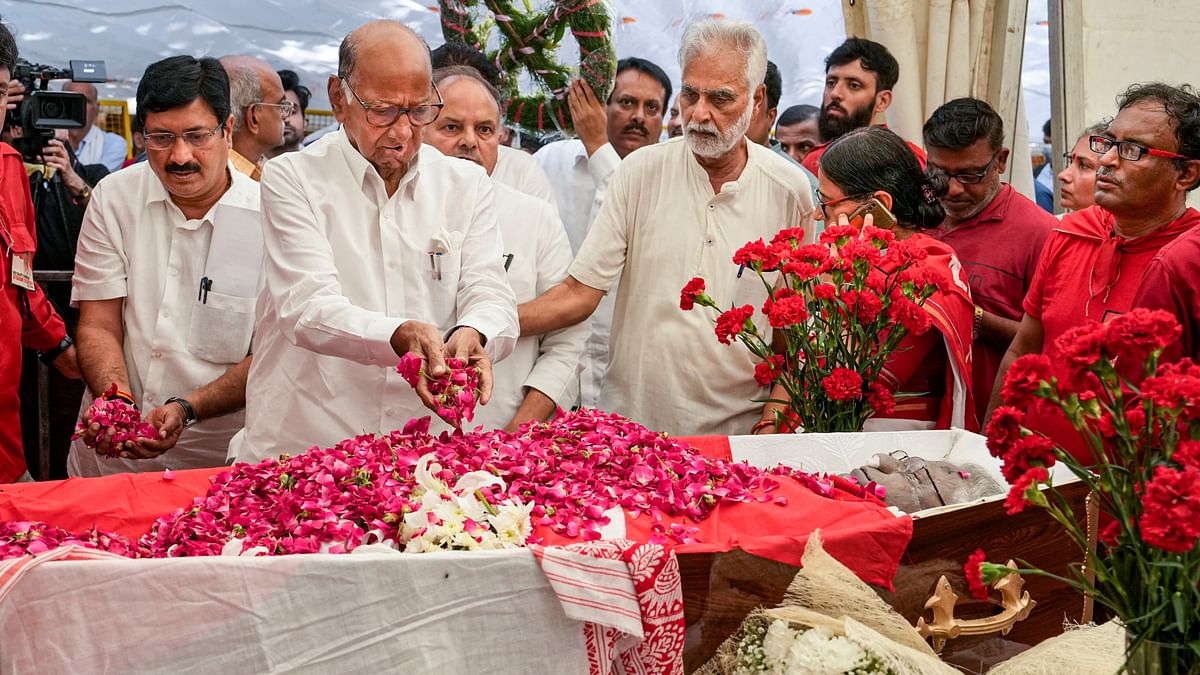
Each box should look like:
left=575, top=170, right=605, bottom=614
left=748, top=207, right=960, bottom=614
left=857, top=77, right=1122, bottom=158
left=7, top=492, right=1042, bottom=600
left=439, top=0, right=616, bottom=138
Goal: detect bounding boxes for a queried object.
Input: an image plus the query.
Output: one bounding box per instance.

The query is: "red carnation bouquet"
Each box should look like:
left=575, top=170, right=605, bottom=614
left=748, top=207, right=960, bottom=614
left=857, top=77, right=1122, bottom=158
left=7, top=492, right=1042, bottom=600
left=977, top=308, right=1199, bottom=670
left=681, top=224, right=941, bottom=433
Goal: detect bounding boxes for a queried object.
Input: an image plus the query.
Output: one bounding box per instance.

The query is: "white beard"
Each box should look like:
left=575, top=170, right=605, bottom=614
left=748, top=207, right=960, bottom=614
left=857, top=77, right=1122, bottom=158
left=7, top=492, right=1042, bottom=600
left=685, top=100, right=753, bottom=159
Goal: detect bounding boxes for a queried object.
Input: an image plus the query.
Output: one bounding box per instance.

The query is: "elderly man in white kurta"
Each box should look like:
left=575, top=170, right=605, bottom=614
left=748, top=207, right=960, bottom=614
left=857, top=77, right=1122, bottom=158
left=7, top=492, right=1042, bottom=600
left=424, top=66, right=585, bottom=431
left=70, top=55, right=261, bottom=477
left=518, top=20, right=815, bottom=436
left=231, top=21, right=518, bottom=463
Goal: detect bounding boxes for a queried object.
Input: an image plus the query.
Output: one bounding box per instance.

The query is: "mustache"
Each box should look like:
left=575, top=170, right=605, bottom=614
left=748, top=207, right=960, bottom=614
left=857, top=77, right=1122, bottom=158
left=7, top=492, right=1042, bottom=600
left=824, top=102, right=847, bottom=115
left=454, top=150, right=483, bottom=165
left=685, top=121, right=719, bottom=136
left=165, top=162, right=202, bottom=174
left=622, top=121, right=648, bottom=136
left=1096, top=168, right=1119, bottom=182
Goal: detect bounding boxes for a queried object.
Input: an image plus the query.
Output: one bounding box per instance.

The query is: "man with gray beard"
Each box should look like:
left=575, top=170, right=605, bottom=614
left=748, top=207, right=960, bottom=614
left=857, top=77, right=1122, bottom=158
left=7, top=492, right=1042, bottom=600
left=516, top=20, right=814, bottom=436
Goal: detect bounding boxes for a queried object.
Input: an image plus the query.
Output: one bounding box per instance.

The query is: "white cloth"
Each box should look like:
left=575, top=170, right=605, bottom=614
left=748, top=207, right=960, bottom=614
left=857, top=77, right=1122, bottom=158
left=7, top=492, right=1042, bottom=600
left=569, top=136, right=815, bottom=436
left=533, top=138, right=624, bottom=410
left=75, top=124, right=128, bottom=172
left=232, top=132, right=518, bottom=462
left=492, top=145, right=557, bottom=208
left=0, top=550, right=590, bottom=674
left=532, top=138, right=621, bottom=254
left=68, top=162, right=262, bottom=477
left=473, top=183, right=585, bottom=430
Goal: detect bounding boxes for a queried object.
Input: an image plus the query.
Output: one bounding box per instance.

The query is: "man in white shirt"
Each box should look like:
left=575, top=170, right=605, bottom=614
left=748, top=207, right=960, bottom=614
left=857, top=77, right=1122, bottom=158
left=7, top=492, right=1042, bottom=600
left=219, top=55, right=287, bottom=181
left=425, top=66, right=585, bottom=431
left=233, top=20, right=518, bottom=463
left=63, top=82, right=128, bottom=172
left=519, top=20, right=815, bottom=436
left=70, top=55, right=261, bottom=477
left=535, top=57, right=673, bottom=411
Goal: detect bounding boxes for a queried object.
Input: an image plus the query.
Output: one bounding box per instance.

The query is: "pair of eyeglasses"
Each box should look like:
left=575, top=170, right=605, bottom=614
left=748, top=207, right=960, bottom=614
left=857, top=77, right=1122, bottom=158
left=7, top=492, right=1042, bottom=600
left=929, top=150, right=1000, bottom=185
left=253, top=101, right=297, bottom=119
left=341, top=78, right=444, bottom=127
left=1089, top=135, right=1190, bottom=162
left=815, top=191, right=864, bottom=219
left=143, top=122, right=226, bottom=150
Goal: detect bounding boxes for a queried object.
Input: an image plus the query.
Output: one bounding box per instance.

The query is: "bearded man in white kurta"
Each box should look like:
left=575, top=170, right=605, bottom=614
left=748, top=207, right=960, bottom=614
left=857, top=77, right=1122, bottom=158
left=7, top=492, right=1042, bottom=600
left=518, top=20, right=815, bottom=436
left=232, top=21, right=518, bottom=463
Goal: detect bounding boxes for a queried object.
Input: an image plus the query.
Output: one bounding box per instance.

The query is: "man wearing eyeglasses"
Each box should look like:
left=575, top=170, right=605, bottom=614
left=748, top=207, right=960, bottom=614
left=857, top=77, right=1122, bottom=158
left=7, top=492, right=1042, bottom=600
left=923, top=97, right=1057, bottom=424
left=988, top=83, right=1200, bottom=456
left=68, top=55, right=262, bottom=477
left=230, top=20, right=518, bottom=463
left=219, top=55, right=287, bottom=181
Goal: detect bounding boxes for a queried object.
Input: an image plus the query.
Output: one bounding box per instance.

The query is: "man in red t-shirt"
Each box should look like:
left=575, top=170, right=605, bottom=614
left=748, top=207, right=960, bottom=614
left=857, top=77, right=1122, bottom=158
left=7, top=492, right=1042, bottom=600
left=923, top=98, right=1056, bottom=423
left=801, top=38, right=925, bottom=176
left=987, top=83, right=1200, bottom=445
left=1133, top=221, right=1200, bottom=363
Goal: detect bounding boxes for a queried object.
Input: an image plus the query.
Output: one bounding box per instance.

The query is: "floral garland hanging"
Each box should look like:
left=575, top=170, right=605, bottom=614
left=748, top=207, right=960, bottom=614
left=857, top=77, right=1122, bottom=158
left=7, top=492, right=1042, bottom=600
left=439, top=0, right=617, bottom=138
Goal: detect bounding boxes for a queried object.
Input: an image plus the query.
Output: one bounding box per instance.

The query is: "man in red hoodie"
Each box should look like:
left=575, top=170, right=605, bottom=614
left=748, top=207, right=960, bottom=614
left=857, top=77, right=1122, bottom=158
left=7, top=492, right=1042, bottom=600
left=0, top=19, right=80, bottom=482
left=987, top=83, right=1200, bottom=445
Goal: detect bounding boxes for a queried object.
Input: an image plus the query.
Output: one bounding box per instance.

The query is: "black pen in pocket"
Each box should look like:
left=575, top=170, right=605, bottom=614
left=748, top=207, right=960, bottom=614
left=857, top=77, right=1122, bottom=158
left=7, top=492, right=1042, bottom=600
left=503, top=254, right=514, bottom=271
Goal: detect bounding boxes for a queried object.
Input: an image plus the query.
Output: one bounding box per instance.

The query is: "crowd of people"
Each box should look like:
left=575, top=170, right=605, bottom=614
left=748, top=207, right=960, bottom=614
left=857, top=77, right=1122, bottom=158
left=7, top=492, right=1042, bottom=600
left=3, top=14, right=1199, bottom=483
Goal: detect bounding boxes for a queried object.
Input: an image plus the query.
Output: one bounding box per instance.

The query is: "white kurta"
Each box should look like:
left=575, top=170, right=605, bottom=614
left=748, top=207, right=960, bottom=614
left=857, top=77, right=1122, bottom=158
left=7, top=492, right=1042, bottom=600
left=492, top=145, right=557, bottom=209
left=232, top=133, right=518, bottom=463
left=533, top=138, right=625, bottom=410
left=569, top=136, right=815, bottom=436
left=68, top=162, right=262, bottom=476
left=472, top=183, right=585, bottom=430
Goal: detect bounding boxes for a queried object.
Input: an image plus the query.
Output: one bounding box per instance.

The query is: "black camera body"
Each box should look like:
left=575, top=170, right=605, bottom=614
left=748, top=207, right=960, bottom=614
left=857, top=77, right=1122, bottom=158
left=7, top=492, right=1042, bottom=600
left=9, top=59, right=107, bottom=163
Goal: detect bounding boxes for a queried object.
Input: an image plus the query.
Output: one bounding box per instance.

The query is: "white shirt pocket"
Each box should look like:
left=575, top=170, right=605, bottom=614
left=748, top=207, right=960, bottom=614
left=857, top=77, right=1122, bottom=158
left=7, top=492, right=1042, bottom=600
left=422, top=230, right=464, bottom=331
left=187, top=291, right=255, bottom=364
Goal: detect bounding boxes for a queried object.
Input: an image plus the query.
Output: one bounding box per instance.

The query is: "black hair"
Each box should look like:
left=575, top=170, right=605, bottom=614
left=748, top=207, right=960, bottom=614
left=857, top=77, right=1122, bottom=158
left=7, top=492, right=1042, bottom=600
left=277, top=69, right=311, bottom=111
left=1042, top=118, right=1052, bottom=139
left=923, top=97, right=1004, bottom=151
left=430, top=42, right=502, bottom=88
left=613, top=57, right=672, bottom=112
left=136, top=55, right=230, bottom=128
left=0, top=18, right=15, bottom=74
left=777, top=104, right=818, bottom=127
left=825, top=38, right=899, bottom=92
left=820, top=126, right=947, bottom=231
left=764, top=60, right=782, bottom=111
left=1117, top=82, right=1200, bottom=181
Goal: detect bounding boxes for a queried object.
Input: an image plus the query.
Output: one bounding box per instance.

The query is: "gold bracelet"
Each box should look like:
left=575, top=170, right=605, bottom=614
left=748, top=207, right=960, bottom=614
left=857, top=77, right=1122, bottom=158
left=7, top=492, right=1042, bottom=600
left=749, top=419, right=776, bottom=435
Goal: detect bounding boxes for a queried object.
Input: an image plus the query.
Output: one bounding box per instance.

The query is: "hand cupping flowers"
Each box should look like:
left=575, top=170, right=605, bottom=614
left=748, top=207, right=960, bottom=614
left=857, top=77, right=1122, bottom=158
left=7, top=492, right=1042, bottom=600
left=73, top=383, right=158, bottom=457
left=396, top=353, right=482, bottom=428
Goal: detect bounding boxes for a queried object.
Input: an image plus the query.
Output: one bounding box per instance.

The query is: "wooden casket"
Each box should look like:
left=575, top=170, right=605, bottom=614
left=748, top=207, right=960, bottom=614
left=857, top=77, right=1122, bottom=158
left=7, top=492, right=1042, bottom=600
left=678, top=430, right=1087, bottom=672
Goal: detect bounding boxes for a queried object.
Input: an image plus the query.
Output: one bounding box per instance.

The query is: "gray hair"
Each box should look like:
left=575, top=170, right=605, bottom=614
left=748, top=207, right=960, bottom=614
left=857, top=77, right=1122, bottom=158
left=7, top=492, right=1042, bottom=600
left=1076, top=121, right=1108, bottom=145
left=226, top=65, right=262, bottom=132
left=678, top=19, right=768, bottom=94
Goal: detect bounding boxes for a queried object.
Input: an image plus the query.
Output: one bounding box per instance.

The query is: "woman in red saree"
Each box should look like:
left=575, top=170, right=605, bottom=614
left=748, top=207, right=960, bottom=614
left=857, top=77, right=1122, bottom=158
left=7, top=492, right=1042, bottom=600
left=756, top=127, right=978, bottom=433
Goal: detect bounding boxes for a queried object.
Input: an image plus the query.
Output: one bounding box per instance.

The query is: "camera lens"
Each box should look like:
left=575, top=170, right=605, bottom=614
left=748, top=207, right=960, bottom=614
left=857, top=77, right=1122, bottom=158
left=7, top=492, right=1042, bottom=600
left=42, top=100, right=64, bottom=118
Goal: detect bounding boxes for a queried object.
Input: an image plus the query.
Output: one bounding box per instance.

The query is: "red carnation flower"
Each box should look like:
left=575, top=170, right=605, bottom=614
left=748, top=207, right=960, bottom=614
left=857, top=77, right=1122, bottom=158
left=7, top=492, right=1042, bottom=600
left=964, top=549, right=989, bottom=601
left=1105, top=308, right=1181, bottom=363
left=1000, top=433, right=1057, bottom=483
left=868, top=382, right=896, bottom=416
left=819, top=224, right=859, bottom=246
left=782, top=260, right=822, bottom=279
left=1004, top=466, right=1049, bottom=515
left=768, top=295, right=808, bottom=328
left=1054, top=321, right=1109, bottom=380
left=888, top=294, right=931, bottom=335
left=1099, top=519, right=1122, bottom=548
left=732, top=239, right=781, bottom=271
left=839, top=238, right=883, bottom=266
left=861, top=224, right=895, bottom=248
left=1174, top=439, right=1200, bottom=468
left=714, top=305, right=755, bottom=345
left=986, top=406, right=1026, bottom=458
left=813, top=283, right=837, bottom=301
left=679, top=277, right=706, bottom=311
left=1139, top=465, right=1200, bottom=553
left=770, top=227, right=808, bottom=247
left=846, top=288, right=884, bottom=323
left=886, top=238, right=929, bottom=266
left=1001, top=354, right=1054, bottom=409
left=754, top=354, right=787, bottom=386
left=822, top=368, right=864, bottom=401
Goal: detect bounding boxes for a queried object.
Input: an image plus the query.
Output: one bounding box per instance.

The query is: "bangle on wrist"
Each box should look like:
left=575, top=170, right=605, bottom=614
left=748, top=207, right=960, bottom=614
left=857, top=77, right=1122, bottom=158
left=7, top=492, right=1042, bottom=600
left=101, top=385, right=137, bottom=407
left=750, top=418, right=776, bottom=435
left=165, top=396, right=199, bottom=428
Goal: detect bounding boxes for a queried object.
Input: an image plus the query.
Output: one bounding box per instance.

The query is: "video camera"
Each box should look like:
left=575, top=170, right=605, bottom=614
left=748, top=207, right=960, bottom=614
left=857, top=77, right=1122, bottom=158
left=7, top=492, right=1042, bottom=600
left=8, top=59, right=107, bottom=163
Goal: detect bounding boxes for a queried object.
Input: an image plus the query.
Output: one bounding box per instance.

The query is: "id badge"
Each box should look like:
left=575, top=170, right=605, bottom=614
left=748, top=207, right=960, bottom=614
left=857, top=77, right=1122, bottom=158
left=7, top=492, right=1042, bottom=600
left=10, top=250, right=34, bottom=290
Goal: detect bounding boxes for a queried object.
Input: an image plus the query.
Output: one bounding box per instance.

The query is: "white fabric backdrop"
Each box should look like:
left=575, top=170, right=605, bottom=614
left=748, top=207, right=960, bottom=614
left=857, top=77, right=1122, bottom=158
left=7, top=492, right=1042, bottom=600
left=0, top=549, right=589, bottom=673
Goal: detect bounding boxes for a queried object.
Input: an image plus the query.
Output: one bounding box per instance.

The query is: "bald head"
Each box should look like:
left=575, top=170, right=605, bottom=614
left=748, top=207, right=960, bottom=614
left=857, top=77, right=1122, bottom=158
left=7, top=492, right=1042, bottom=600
left=219, top=55, right=286, bottom=161
left=338, top=20, right=430, bottom=83
left=63, top=81, right=100, bottom=145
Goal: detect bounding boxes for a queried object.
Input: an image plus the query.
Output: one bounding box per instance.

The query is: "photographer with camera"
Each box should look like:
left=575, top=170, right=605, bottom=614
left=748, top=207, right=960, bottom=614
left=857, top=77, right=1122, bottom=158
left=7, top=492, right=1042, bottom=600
left=0, top=17, right=81, bottom=483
